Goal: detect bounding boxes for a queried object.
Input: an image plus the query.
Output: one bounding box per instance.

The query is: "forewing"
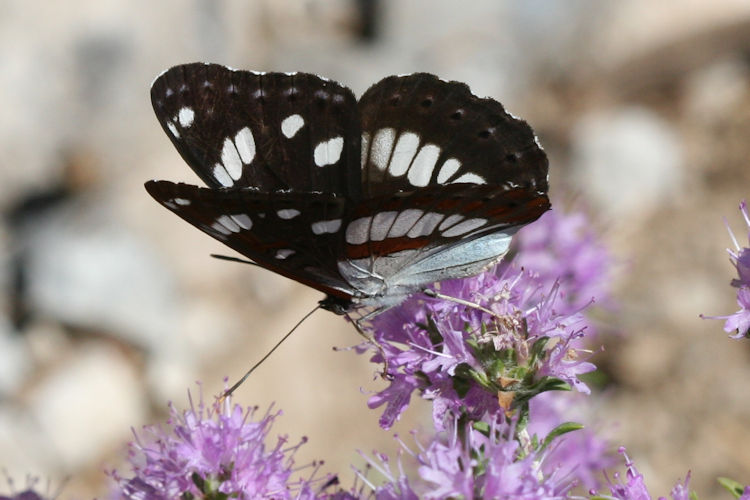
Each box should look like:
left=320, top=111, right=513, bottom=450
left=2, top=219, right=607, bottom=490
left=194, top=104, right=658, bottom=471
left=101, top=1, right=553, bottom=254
left=358, top=73, right=548, bottom=198
left=145, top=180, right=354, bottom=301
left=151, top=63, right=361, bottom=197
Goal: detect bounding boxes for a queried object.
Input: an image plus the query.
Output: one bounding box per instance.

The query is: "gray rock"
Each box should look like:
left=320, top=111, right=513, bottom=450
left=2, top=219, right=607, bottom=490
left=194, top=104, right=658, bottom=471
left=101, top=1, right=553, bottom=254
left=27, top=342, right=147, bottom=468
left=570, top=107, right=684, bottom=219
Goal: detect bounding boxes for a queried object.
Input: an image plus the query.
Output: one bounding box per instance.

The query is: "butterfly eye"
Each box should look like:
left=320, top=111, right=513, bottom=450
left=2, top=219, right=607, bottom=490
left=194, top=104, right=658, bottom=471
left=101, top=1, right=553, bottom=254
left=477, top=129, right=492, bottom=139
left=420, top=97, right=433, bottom=108
left=450, top=110, right=463, bottom=120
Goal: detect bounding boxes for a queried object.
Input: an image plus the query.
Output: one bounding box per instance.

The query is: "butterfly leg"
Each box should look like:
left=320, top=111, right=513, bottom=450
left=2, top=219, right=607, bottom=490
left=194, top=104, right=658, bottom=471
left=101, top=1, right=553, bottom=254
left=345, top=311, right=393, bottom=380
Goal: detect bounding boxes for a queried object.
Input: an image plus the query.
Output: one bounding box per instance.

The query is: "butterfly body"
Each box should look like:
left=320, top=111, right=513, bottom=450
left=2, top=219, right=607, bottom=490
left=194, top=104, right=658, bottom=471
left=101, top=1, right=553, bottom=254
left=147, top=63, right=549, bottom=314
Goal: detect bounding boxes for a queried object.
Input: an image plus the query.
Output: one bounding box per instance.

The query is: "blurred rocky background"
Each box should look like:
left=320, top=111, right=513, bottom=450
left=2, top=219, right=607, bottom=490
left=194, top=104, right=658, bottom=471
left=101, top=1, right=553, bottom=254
left=2, top=1, right=750, bottom=498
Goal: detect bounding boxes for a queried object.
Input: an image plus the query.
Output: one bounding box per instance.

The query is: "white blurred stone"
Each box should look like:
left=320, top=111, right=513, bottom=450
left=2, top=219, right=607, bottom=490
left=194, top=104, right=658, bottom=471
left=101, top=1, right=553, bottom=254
left=0, top=320, right=31, bottom=395
left=24, top=199, right=185, bottom=356
left=28, top=342, right=146, bottom=468
left=505, top=0, right=611, bottom=71
left=684, top=57, right=749, bottom=121
left=24, top=321, right=71, bottom=367
left=146, top=354, right=198, bottom=404
left=0, top=406, right=59, bottom=482
left=570, top=107, right=683, bottom=219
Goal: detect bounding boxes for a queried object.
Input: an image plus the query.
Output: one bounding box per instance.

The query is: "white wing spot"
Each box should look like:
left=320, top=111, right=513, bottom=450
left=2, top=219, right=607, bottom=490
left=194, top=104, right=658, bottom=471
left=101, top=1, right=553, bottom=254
left=275, top=249, right=295, bottom=260
left=442, top=218, right=488, bottom=237
left=230, top=214, right=252, bottom=230
left=213, top=164, right=234, bottom=187
left=388, top=132, right=420, bottom=176
left=178, top=107, right=195, bottom=128
left=439, top=214, right=465, bottom=231
left=361, top=132, right=371, bottom=170
left=166, top=121, right=180, bottom=138
left=277, top=209, right=301, bottom=220
left=346, top=216, right=372, bottom=245
left=452, top=173, right=486, bottom=184
left=437, top=158, right=461, bottom=183
left=314, top=137, right=344, bottom=167
left=408, top=144, right=441, bottom=187
left=174, top=198, right=191, bottom=206
left=217, top=215, right=241, bottom=233
left=370, top=128, right=396, bottom=171
left=281, top=114, right=305, bottom=138
left=234, top=127, right=256, bottom=166
left=311, top=219, right=342, bottom=235
left=221, top=138, right=243, bottom=180
left=210, top=221, right=232, bottom=236
left=389, top=209, right=423, bottom=238
left=407, top=212, right=444, bottom=238
left=370, top=211, right=398, bottom=241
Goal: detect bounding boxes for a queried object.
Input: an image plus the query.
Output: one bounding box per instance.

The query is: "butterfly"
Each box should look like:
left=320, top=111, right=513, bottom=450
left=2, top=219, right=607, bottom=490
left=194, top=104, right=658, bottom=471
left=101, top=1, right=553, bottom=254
left=146, top=63, right=550, bottom=316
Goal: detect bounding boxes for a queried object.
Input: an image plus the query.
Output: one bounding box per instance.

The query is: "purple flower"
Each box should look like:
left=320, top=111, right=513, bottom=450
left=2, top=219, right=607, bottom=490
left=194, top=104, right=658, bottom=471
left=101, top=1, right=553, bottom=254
left=0, top=477, right=49, bottom=500
left=110, top=386, right=333, bottom=499
left=597, top=448, right=691, bottom=500
left=0, top=491, right=46, bottom=500
left=727, top=201, right=750, bottom=288
left=366, top=417, right=574, bottom=499
left=702, top=201, right=750, bottom=338
left=528, top=392, right=616, bottom=490
left=514, top=206, right=614, bottom=318
left=365, top=264, right=596, bottom=430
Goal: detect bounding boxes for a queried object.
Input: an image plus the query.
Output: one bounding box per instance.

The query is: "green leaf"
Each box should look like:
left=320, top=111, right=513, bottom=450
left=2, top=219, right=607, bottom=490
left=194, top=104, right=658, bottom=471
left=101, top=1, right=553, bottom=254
left=472, top=420, right=490, bottom=435
left=532, top=376, right=571, bottom=394
left=540, top=422, right=584, bottom=452
left=424, top=316, right=444, bottom=346
left=191, top=472, right=205, bottom=491
left=529, top=336, right=551, bottom=359
left=452, top=363, right=473, bottom=397
left=718, top=477, right=746, bottom=498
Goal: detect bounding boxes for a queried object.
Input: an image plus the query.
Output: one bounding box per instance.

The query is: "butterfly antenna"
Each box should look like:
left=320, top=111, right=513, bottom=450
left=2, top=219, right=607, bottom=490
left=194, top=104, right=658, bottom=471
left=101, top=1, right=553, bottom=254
left=221, top=304, right=321, bottom=400
left=210, top=253, right=259, bottom=266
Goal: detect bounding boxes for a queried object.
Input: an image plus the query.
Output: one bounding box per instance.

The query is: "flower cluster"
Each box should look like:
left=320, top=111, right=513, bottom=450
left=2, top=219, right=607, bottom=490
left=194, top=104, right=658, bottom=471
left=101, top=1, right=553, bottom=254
left=365, top=265, right=596, bottom=431
left=594, top=448, right=692, bottom=500
left=365, top=416, right=574, bottom=499
left=110, top=388, right=332, bottom=500
left=363, top=205, right=612, bottom=428
left=702, top=201, right=750, bottom=338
